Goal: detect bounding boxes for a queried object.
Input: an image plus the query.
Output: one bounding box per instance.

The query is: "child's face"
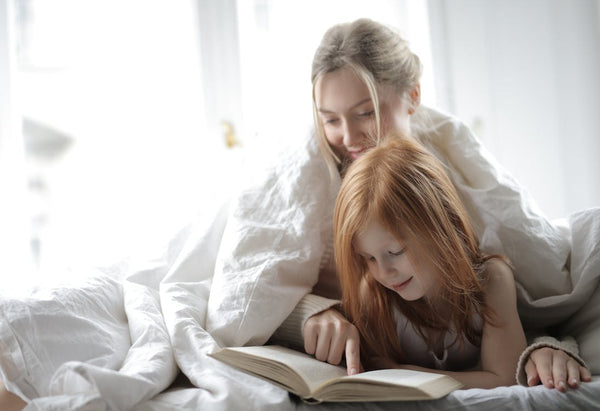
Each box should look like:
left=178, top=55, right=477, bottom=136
left=354, top=219, right=437, bottom=301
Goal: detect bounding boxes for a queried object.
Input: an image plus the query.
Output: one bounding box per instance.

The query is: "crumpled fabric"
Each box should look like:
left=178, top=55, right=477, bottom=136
left=0, top=271, right=177, bottom=410
left=0, top=106, right=598, bottom=410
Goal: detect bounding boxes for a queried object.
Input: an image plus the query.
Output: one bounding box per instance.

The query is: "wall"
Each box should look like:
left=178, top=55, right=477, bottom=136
left=428, top=0, right=600, bottom=219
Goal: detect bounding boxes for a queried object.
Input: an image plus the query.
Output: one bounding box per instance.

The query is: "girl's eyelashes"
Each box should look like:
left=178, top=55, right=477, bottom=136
left=358, top=110, right=375, bottom=118
left=361, top=249, right=404, bottom=262
left=360, top=254, right=376, bottom=263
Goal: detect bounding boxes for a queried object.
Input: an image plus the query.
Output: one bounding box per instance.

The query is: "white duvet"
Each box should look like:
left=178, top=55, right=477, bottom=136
left=1, top=107, right=599, bottom=410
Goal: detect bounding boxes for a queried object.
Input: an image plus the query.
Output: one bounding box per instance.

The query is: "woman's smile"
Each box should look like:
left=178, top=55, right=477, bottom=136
left=348, top=147, right=368, bottom=160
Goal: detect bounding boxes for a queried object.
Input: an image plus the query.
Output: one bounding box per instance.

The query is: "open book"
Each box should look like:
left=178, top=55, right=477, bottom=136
left=209, top=345, right=462, bottom=403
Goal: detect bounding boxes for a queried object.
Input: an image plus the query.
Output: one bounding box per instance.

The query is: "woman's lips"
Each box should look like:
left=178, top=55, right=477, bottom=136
left=392, top=277, right=413, bottom=293
left=348, top=148, right=366, bottom=159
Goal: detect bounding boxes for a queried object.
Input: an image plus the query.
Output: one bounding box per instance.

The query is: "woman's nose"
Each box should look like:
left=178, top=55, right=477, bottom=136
left=342, top=120, right=363, bottom=147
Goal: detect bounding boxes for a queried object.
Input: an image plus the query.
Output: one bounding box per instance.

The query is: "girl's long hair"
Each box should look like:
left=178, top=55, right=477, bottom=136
left=334, top=136, right=498, bottom=368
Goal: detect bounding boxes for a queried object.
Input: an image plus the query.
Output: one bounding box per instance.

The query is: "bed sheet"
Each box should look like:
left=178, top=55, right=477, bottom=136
left=140, top=376, right=600, bottom=411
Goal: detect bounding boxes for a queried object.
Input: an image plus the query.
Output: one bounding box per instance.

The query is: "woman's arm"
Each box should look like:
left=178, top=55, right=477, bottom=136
left=0, top=380, right=26, bottom=411
left=271, top=294, right=363, bottom=375
left=271, top=293, right=340, bottom=349
left=519, top=335, right=592, bottom=390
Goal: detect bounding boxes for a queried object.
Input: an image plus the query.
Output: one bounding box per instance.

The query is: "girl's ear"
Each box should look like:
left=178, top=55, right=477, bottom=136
left=408, top=83, right=421, bottom=115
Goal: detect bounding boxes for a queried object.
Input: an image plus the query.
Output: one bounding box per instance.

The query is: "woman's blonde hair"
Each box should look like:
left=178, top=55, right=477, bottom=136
left=311, top=18, right=423, bottom=175
left=334, top=137, right=497, bottom=368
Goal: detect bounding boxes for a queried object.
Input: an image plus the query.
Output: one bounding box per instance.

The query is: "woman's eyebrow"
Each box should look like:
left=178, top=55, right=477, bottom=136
left=318, top=98, right=372, bottom=114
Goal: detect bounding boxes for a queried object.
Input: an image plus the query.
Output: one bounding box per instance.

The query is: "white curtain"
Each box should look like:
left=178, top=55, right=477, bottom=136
left=0, top=0, right=36, bottom=290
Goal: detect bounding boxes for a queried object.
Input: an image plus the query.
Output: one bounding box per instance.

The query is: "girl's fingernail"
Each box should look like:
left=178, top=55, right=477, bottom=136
left=548, top=379, right=554, bottom=387
left=350, top=368, right=357, bottom=375
left=571, top=378, right=578, bottom=385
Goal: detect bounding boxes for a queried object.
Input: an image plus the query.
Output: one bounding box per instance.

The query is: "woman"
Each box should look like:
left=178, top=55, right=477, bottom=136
left=275, top=17, right=590, bottom=390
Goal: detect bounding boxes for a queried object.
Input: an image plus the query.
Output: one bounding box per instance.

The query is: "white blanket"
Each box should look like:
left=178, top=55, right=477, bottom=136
left=1, top=107, right=599, bottom=409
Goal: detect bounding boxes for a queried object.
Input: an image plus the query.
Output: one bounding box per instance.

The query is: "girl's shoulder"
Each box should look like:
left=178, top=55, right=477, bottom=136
left=481, top=257, right=518, bottom=307
left=483, top=256, right=513, bottom=275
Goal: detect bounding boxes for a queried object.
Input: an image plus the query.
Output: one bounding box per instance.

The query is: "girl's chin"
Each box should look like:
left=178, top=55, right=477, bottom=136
left=395, top=292, right=423, bottom=302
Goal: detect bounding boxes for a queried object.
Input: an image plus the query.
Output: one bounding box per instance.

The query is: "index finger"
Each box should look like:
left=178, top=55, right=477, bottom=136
left=345, top=332, right=361, bottom=375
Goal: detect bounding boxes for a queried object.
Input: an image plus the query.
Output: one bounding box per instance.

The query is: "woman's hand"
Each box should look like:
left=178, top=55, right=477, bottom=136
left=303, top=308, right=362, bottom=375
left=525, top=347, right=592, bottom=392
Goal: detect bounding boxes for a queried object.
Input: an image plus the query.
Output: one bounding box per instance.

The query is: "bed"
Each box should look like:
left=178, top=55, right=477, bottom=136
left=2, top=221, right=599, bottom=410
left=2, top=211, right=599, bottom=410
left=1, top=109, right=599, bottom=410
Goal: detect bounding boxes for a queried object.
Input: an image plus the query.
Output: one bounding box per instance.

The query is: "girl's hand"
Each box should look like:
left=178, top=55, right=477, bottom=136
left=525, top=347, right=592, bottom=392
left=303, top=308, right=363, bottom=375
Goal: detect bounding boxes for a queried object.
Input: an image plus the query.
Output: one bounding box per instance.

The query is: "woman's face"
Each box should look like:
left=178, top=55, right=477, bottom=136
left=314, top=66, right=416, bottom=163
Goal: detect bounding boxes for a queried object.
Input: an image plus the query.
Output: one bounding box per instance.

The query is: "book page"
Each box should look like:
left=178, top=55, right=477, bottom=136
left=315, top=369, right=463, bottom=401
left=342, top=368, right=448, bottom=385
left=213, top=346, right=347, bottom=394
left=212, top=346, right=462, bottom=402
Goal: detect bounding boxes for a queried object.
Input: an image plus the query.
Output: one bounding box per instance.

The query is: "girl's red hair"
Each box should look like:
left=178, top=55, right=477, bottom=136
left=334, top=136, right=497, bottom=368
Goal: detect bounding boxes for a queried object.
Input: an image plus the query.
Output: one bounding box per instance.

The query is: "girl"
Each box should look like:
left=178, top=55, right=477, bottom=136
left=333, top=136, right=527, bottom=388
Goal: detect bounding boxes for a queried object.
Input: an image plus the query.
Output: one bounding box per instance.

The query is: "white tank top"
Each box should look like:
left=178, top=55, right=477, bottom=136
left=394, top=307, right=481, bottom=371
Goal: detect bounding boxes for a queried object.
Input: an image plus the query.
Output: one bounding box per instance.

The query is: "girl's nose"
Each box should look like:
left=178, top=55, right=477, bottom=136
left=377, top=259, right=395, bottom=277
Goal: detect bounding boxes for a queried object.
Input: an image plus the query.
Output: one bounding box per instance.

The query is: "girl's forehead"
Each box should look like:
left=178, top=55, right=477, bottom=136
left=354, top=219, right=403, bottom=248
